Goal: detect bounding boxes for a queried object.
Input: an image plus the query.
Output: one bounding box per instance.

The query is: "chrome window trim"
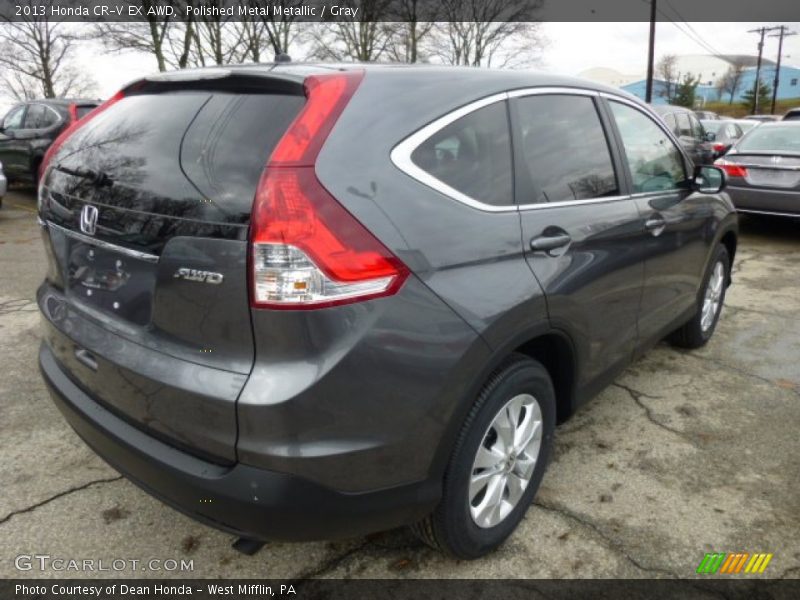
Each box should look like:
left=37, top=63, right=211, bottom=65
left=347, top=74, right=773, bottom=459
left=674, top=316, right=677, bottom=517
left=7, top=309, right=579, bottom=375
left=391, top=86, right=632, bottom=213
left=46, top=220, right=160, bottom=263
left=390, top=91, right=511, bottom=213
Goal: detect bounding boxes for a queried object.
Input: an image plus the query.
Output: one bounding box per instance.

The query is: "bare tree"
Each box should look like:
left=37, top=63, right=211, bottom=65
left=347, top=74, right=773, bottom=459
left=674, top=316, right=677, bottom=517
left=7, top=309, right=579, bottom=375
left=0, top=1, right=96, bottom=99
left=91, top=1, right=172, bottom=72
left=189, top=0, right=247, bottom=66
left=425, top=0, right=544, bottom=68
left=716, top=58, right=747, bottom=105
left=308, top=0, right=397, bottom=62
left=386, top=0, right=437, bottom=63
left=247, top=0, right=301, bottom=59
left=656, top=54, right=679, bottom=103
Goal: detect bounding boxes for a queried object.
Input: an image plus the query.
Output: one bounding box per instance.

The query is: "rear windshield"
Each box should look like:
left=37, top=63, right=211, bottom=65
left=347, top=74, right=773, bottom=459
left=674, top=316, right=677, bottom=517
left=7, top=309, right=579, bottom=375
left=56, top=91, right=304, bottom=220
left=736, top=126, right=800, bottom=154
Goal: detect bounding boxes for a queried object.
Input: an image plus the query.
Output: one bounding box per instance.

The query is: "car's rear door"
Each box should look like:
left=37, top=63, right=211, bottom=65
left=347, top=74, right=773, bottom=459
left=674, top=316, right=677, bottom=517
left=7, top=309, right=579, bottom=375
left=38, top=74, right=306, bottom=462
left=0, top=105, right=28, bottom=177
left=512, top=90, right=645, bottom=393
left=604, top=98, right=714, bottom=347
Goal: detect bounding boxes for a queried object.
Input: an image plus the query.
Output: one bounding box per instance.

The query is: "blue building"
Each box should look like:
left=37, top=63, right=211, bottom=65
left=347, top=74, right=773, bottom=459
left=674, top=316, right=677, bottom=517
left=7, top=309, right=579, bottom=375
left=620, top=54, right=800, bottom=107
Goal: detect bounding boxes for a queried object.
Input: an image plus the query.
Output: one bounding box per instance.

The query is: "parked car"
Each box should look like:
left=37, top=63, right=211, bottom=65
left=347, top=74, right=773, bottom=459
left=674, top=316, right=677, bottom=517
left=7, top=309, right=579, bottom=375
left=651, top=104, right=715, bottom=165
left=36, top=65, right=738, bottom=559
left=782, top=107, right=800, bottom=121
left=730, top=119, right=760, bottom=135
left=0, top=98, right=99, bottom=184
left=744, top=114, right=780, bottom=122
left=0, top=160, right=6, bottom=208
left=695, top=110, right=720, bottom=120
left=716, top=121, right=800, bottom=217
left=700, top=119, right=745, bottom=158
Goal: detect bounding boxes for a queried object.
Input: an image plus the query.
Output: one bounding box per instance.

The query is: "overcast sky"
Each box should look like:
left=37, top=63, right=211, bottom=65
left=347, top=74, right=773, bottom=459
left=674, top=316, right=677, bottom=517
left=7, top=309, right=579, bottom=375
left=2, top=21, right=800, bottom=112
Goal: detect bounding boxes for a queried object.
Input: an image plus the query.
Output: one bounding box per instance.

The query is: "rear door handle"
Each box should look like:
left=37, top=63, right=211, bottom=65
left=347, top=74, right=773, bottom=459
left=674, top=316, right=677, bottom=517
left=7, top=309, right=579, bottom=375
left=530, top=233, right=572, bottom=252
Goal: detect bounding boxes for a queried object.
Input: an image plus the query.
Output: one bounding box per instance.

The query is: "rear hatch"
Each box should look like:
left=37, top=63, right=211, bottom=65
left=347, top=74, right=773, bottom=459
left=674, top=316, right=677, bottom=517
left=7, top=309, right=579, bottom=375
left=38, top=72, right=306, bottom=462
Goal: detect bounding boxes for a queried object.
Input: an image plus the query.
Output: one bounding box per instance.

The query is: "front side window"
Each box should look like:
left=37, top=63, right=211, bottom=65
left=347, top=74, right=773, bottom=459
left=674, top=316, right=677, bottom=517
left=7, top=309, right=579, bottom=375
left=2, top=106, right=25, bottom=131
left=410, top=101, right=513, bottom=207
left=514, top=94, right=619, bottom=203
left=610, top=102, right=687, bottom=194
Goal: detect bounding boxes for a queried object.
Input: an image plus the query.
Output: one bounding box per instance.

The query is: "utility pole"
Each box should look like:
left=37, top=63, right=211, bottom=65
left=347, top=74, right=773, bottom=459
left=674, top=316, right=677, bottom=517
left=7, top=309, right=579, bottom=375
left=645, top=0, right=657, bottom=103
left=768, top=26, right=798, bottom=114
left=748, top=26, right=769, bottom=114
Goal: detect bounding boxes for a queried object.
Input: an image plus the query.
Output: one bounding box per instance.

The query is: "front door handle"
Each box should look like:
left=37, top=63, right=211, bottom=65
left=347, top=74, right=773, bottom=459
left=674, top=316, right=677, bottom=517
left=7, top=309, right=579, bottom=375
left=645, top=216, right=666, bottom=236
left=530, top=233, right=572, bottom=252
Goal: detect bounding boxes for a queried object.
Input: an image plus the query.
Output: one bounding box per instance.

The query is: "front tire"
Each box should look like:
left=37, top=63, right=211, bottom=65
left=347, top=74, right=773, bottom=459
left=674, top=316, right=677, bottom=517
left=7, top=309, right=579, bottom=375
left=413, top=354, right=556, bottom=558
left=670, top=244, right=730, bottom=349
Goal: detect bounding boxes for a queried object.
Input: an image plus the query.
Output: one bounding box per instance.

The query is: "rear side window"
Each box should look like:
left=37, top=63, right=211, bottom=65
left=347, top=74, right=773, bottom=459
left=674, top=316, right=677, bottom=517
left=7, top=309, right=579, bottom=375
left=411, top=101, right=513, bottom=207
left=24, top=105, right=47, bottom=129
left=610, top=101, right=686, bottom=193
left=514, top=94, right=619, bottom=203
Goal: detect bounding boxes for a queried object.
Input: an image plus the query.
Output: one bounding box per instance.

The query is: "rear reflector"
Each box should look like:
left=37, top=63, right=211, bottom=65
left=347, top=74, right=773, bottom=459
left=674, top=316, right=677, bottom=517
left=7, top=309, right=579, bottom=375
left=39, top=90, right=125, bottom=181
left=714, top=158, right=748, bottom=179
left=250, top=71, right=409, bottom=309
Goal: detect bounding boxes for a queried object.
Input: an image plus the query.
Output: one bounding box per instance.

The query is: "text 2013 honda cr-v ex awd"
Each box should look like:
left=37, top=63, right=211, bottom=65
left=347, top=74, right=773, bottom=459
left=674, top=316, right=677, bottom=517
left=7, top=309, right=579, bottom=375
left=37, top=64, right=738, bottom=559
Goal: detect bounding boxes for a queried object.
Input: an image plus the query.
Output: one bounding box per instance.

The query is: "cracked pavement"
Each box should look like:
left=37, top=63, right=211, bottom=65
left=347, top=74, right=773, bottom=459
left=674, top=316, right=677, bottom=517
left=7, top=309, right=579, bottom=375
left=1, top=189, right=798, bottom=579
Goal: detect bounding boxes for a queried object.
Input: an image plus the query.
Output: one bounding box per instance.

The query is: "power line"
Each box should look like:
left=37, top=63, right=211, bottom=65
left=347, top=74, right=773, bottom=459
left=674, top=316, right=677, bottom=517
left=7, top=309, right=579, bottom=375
left=662, top=1, right=727, bottom=59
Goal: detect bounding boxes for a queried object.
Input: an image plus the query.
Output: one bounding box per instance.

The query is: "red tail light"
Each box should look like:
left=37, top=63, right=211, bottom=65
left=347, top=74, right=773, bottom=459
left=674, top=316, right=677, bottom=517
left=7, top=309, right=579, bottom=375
left=714, top=158, right=748, bottom=179
left=712, top=142, right=726, bottom=153
left=250, top=70, right=409, bottom=309
left=39, top=91, right=125, bottom=181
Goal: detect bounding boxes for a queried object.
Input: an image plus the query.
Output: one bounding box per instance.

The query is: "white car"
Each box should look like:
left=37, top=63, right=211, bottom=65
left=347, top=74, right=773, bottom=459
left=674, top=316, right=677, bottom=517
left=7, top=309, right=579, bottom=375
left=0, top=160, right=7, bottom=207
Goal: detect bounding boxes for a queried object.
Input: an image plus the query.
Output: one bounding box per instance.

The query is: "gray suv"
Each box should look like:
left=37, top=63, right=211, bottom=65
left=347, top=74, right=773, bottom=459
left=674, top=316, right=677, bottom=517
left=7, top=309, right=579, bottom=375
left=37, top=65, right=738, bottom=559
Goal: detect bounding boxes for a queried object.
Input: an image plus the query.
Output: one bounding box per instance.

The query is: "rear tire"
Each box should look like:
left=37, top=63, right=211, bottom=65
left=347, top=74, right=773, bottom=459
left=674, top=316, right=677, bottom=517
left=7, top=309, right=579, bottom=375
left=670, top=244, right=730, bottom=349
left=412, top=354, right=556, bottom=558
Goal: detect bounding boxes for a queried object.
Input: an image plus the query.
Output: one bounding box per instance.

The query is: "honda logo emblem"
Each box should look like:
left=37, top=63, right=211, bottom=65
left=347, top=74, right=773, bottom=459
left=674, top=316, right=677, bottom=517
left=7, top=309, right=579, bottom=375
left=80, top=205, right=99, bottom=236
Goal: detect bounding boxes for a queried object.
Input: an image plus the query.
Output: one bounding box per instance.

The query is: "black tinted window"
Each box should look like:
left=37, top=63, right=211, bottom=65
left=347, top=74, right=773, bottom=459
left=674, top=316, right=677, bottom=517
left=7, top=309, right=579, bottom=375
left=515, top=95, right=618, bottom=203
left=411, top=101, right=513, bottom=206
left=59, top=92, right=304, bottom=217
left=75, top=106, right=96, bottom=119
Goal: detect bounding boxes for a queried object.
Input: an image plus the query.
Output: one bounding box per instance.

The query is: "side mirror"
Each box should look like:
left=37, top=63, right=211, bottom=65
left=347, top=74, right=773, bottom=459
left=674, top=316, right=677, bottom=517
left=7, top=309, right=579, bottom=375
left=693, top=165, right=726, bottom=194
left=705, top=131, right=716, bottom=142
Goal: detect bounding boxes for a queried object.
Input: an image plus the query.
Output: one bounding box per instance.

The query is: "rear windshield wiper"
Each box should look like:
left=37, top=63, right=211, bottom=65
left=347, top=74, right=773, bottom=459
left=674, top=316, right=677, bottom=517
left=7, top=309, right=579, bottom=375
left=54, top=164, right=113, bottom=187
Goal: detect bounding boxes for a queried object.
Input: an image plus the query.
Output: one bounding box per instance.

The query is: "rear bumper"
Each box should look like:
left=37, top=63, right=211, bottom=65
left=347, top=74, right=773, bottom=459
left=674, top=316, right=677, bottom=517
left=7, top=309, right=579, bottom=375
left=39, top=342, right=439, bottom=541
left=727, top=185, right=800, bottom=216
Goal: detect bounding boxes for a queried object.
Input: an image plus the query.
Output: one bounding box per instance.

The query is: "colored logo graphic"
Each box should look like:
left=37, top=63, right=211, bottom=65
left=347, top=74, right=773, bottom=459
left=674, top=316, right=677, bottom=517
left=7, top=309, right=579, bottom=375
left=697, top=552, right=773, bottom=574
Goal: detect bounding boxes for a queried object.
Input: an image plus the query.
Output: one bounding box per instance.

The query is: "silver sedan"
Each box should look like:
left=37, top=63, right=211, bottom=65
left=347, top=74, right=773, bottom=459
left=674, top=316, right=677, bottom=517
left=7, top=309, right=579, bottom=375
left=714, top=121, right=800, bottom=217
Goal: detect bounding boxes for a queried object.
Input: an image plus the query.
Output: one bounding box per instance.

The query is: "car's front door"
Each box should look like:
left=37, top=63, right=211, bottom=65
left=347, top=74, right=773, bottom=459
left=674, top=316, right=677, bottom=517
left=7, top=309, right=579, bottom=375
left=512, top=91, right=646, bottom=394
left=605, top=99, right=716, bottom=347
left=0, top=105, right=27, bottom=177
